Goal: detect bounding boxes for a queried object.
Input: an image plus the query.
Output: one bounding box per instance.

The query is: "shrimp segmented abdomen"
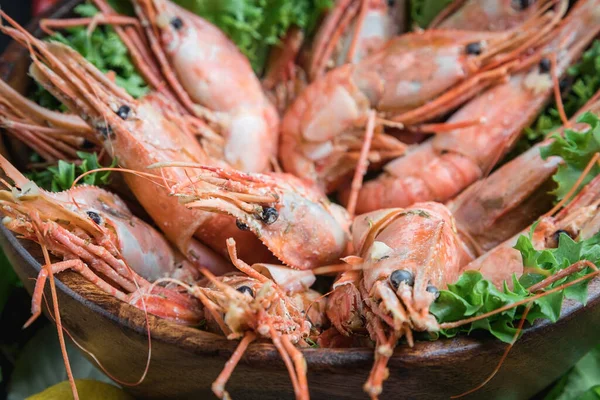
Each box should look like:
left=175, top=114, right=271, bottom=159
left=347, top=1, right=600, bottom=214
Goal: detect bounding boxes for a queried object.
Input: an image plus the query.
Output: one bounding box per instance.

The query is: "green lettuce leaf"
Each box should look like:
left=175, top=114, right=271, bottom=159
left=26, top=152, right=117, bottom=192
left=431, top=232, right=600, bottom=343
left=545, top=345, right=600, bottom=400
left=540, top=112, right=600, bottom=201
left=410, top=0, right=453, bottom=28
left=30, top=3, right=149, bottom=109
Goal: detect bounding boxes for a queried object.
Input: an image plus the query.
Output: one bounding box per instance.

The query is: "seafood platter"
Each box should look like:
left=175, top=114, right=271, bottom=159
left=2, top=0, right=600, bottom=398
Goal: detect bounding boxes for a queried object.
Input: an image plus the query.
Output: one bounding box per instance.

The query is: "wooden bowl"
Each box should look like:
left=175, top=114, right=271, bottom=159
left=1, top=2, right=600, bottom=399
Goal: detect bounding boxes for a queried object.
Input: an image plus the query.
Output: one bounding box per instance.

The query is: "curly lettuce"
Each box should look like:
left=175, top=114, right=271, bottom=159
left=540, top=112, right=600, bottom=202
left=431, top=231, right=600, bottom=343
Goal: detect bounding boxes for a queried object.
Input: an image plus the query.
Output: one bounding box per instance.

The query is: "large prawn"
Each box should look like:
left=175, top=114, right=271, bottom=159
left=346, top=0, right=600, bottom=213
left=103, top=0, right=280, bottom=173
left=0, top=154, right=202, bottom=326
left=330, top=176, right=600, bottom=398
left=280, top=0, right=567, bottom=193
left=39, top=0, right=280, bottom=172
left=449, top=89, right=600, bottom=257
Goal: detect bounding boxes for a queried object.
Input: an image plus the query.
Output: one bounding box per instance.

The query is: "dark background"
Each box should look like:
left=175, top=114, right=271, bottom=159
left=0, top=0, right=32, bottom=52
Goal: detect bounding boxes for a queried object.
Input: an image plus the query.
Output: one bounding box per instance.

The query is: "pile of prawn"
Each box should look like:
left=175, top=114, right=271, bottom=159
left=1, top=0, right=600, bottom=398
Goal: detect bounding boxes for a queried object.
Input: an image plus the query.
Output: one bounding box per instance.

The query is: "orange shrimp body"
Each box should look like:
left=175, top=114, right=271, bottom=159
left=189, top=240, right=314, bottom=400
left=0, top=155, right=201, bottom=325
left=448, top=94, right=600, bottom=255
left=199, top=273, right=311, bottom=342
left=353, top=203, right=471, bottom=332
left=166, top=166, right=351, bottom=270
left=431, top=0, right=556, bottom=30
left=281, top=3, right=564, bottom=193
left=466, top=173, right=600, bottom=288
left=132, top=0, right=279, bottom=173
left=326, top=203, right=471, bottom=397
left=347, top=0, right=600, bottom=213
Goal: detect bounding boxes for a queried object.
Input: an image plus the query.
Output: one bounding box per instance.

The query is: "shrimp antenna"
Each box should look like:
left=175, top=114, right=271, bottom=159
left=72, top=166, right=176, bottom=188
left=551, top=53, right=570, bottom=128
left=451, top=304, right=533, bottom=399
left=33, top=229, right=79, bottom=399
left=346, top=110, right=375, bottom=219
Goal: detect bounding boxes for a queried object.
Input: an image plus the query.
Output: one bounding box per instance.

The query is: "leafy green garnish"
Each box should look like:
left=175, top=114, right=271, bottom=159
left=524, top=41, right=600, bottom=144
left=170, top=0, right=331, bottom=74
left=431, top=231, right=600, bottom=343
left=410, top=0, right=453, bottom=28
left=545, top=344, right=600, bottom=400
left=504, top=41, right=600, bottom=161
left=7, top=325, right=114, bottom=400
left=26, top=152, right=116, bottom=192
left=579, top=387, right=600, bottom=400
left=30, top=3, right=148, bottom=108
left=540, top=112, right=600, bottom=201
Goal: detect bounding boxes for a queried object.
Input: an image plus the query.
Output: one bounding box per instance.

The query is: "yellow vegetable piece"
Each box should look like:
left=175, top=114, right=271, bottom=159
left=27, top=379, right=134, bottom=400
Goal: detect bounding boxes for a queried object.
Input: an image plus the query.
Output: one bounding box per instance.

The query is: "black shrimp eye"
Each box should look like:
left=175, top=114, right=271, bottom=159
left=260, top=206, right=278, bottom=225
left=512, top=0, right=533, bottom=11
left=81, top=139, right=95, bottom=149
left=552, top=229, right=572, bottom=244
left=116, top=105, right=131, bottom=120
left=539, top=58, right=551, bottom=74
left=236, top=219, right=250, bottom=231
left=389, top=269, right=414, bottom=290
left=170, top=17, right=184, bottom=30
left=387, top=0, right=395, bottom=6
left=465, top=42, right=482, bottom=56
left=97, top=124, right=113, bottom=139
left=426, top=284, right=440, bottom=299
left=86, top=211, right=102, bottom=225
left=236, top=285, right=254, bottom=298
